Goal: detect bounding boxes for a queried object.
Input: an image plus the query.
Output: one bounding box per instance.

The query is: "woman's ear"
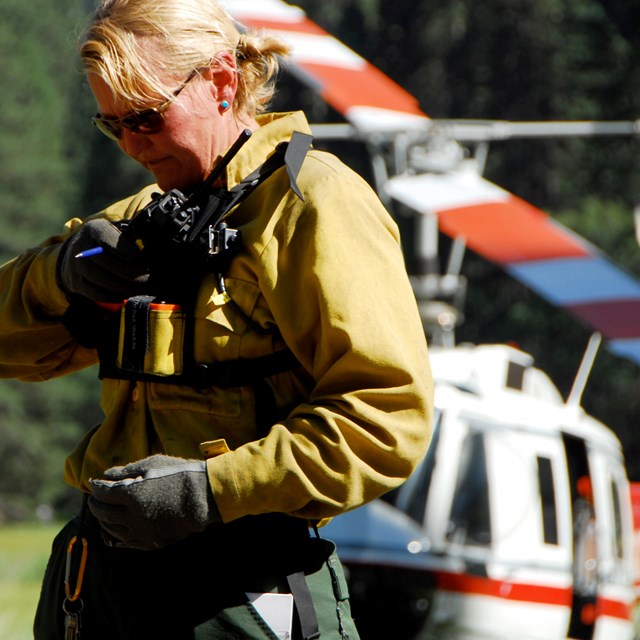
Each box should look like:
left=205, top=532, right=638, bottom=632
left=202, top=51, right=238, bottom=110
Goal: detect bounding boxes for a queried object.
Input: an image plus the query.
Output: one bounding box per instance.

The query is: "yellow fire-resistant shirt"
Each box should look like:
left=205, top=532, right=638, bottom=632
left=0, top=111, right=433, bottom=523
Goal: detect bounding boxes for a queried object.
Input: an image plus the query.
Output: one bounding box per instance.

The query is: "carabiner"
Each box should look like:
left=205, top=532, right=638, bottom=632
left=64, top=535, right=89, bottom=602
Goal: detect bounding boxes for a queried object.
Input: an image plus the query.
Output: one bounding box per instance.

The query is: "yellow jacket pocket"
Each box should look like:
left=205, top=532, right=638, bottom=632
left=116, top=299, right=186, bottom=377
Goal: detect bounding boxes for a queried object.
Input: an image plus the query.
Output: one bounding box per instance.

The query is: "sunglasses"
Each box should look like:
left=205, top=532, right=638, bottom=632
left=91, top=69, right=199, bottom=141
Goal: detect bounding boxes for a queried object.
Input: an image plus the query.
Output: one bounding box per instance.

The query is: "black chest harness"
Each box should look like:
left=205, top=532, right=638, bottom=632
left=64, top=130, right=313, bottom=391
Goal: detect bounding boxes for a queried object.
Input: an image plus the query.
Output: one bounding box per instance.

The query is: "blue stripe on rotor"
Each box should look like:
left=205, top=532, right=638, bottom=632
left=507, top=256, right=640, bottom=306
left=607, top=339, right=640, bottom=364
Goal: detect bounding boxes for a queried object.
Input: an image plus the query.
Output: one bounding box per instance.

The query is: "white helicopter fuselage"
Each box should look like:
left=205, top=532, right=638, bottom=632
left=408, top=343, right=636, bottom=640
left=326, top=343, right=637, bottom=640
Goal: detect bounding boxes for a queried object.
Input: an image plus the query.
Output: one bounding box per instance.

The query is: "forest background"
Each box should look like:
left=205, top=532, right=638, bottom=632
left=0, top=0, right=639, bottom=521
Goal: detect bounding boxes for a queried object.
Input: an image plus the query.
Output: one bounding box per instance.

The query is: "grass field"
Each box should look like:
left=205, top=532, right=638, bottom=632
left=0, top=523, right=58, bottom=640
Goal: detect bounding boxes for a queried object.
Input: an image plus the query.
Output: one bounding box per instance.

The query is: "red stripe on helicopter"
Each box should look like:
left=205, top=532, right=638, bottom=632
left=300, top=62, right=425, bottom=117
left=437, top=199, right=589, bottom=264
left=595, top=596, right=634, bottom=621
left=235, top=14, right=426, bottom=119
left=435, top=571, right=633, bottom=620
left=435, top=570, right=572, bottom=606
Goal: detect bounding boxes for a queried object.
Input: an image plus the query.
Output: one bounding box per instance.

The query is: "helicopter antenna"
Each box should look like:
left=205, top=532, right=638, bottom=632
left=567, top=332, right=602, bottom=407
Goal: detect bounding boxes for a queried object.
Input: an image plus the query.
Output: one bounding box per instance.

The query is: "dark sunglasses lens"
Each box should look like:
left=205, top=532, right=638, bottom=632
left=124, top=109, right=164, bottom=135
left=91, top=108, right=165, bottom=141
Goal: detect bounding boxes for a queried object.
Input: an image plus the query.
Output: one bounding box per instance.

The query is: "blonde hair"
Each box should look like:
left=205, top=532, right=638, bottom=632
left=80, top=0, right=291, bottom=116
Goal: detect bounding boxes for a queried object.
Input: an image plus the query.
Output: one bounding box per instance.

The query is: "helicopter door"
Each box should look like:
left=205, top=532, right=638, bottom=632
left=478, top=424, right=574, bottom=639
left=567, top=438, right=635, bottom=640
left=409, top=409, right=574, bottom=640
left=563, top=432, right=635, bottom=640
left=564, top=433, right=598, bottom=640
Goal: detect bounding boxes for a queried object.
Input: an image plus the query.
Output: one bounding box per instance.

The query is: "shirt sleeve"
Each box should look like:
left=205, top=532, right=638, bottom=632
left=207, top=153, right=434, bottom=521
left=0, top=185, right=158, bottom=381
left=0, top=222, right=97, bottom=380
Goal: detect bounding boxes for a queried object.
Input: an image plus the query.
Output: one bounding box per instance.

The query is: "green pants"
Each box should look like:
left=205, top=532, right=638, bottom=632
left=34, top=509, right=360, bottom=639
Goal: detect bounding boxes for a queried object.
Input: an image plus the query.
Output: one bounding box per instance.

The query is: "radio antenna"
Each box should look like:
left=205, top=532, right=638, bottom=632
left=184, top=128, right=252, bottom=208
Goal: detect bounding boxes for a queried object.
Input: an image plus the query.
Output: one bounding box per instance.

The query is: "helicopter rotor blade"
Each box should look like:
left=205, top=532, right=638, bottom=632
left=385, top=170, right=640, bottom=367
left=226, top=0, right=640, bottom=367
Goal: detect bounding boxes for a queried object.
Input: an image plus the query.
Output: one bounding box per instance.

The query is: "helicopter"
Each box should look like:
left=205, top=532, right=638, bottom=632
left=224, top=2, right=640, bottom=639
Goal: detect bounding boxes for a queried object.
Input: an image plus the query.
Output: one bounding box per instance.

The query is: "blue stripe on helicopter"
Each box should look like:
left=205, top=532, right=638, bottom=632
left=608, top=338, right=640, bottom=363
left=507, top=256, right=640, bottom=306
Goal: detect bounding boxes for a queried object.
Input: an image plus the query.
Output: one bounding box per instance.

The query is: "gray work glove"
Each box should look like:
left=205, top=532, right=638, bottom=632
left=88, top=454, right=221, bottom=550
left=56, top=218, right=151, bottom=302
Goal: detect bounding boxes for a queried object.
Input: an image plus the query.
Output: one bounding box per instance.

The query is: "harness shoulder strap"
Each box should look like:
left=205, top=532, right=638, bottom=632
left=235, top=130, right=312, bottom=203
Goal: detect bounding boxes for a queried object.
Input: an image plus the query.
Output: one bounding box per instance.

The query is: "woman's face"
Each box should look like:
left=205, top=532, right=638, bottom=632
left=89, top=65, right=247, bottom=191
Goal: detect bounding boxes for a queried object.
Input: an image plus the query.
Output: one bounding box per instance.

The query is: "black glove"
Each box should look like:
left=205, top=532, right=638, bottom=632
left=56, top=218, right=151, bottom=302
left=88, top=454, right=221, bottom=550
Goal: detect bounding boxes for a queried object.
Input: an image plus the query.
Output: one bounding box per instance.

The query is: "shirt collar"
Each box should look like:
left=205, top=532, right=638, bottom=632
left=224, top=111, right=312, bottom=190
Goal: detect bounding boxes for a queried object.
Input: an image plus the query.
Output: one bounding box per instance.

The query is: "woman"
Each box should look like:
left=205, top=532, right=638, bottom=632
left=1, top=0, right=433, bottom=637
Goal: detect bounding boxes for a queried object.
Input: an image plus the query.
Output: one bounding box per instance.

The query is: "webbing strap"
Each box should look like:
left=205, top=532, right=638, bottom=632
left=287, top=571, right=321, bottom=640
left=119, top=296, right=155, bottom=372
left=236, top=131, right=311, bottom=197
left=199, top=130, right=313, bottom=239
left=99, top=346, right=301, bottom=388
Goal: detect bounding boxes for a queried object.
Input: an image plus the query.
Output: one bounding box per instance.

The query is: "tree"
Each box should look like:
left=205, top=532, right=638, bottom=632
left=0, top=0, right=90, bottom=260
left=0, top=0, right=104, bottom=519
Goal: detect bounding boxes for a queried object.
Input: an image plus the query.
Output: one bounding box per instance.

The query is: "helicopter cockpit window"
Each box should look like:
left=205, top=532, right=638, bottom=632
left=446, top=430, right=491, bottom=546
left=381, top=410, right=442, bottom=526
left=537, top=456, right=559, bottom=545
